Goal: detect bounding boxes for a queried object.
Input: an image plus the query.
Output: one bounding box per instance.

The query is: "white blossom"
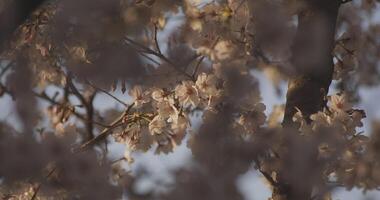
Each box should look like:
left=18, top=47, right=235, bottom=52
left=129, top=85, right=149, bottom=107
left=124, top=125, right=141, bottom=150
left=175, top=81, right=199, bottom=107
left=157, top=99, right=178, bottom=121
left=171, top=115, right=189, bottom=135
left=310, top=111, right=332, bottom=131
left=151, top=88, right=166, bottom=102
left=292, top=108, right=311, bottom=133
left=329, top=93, right=352, bottom=112
left=196, top=73, right=219, bottom=97
left=149, top=115, right=167, bottom=135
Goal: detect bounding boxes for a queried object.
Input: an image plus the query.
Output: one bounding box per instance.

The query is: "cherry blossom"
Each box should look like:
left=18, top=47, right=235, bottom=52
left=329, top=93, right=352, bottom=112
left=195, top=73, right=219, bottom=98
left=171, top=115, right=189, bottom=135
left=175, top=81, right=199, bottom=108
left=148, top=115, right=167, bottom=135
left=129, top=85, right=150, bottom=107
left=157, top=99, right=178, bottom=122
left=151, top=88, right=166, bottom=102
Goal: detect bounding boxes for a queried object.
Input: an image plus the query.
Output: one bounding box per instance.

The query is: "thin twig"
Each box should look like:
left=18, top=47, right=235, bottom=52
left=77, top=103, right=135, bottom=151
left=140, top=53, right=161, bottom=66
left=111, top=157, right=126, bottom=164
left=86, top=80, right=129, bottom=107
left=34, top=91, right=110, bottom=128
left=153, top=23, right=162, bottom=55
left=0, top=61, right=13, bottom=78
left=191, top=37, right=220, bottom=78
left=254, top=159, right=279, bottom=187
left=124, top=36, right=194, bottom=80
left=30, top=167, right=57, bottom=200
left=340, top=0, right=352, bottom=4
left=191, top=56, right=206, bottom=78
left=66, top=75, right=96, bottom=139
left=234, top=0, right=246, bottom=13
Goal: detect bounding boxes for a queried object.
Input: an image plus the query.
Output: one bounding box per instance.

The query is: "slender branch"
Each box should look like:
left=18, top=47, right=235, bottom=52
left=192, top=56, right=206, bottom=78
left=0, top=61, right=13, bottom=78
left=111, top=157, right=126, bottom=164
left=192, top=37, right=220, bottom=79
left=139, top=53, right=161, bottom=66
left=124, top=36, right=194, bottom=80
left=77, top=103, right=135, bottom=151
left=0, top=82, right=14, bottom=99
left=66, top=75, right=87, bottom=105
left=86, top=80, right=129, bottom=107
left=30, top=167, right=56, bottom=200
left=66, top=75, right=97, bottom=139
left=34, top=91, right=110, bottom=128
left=254, top=159, right=279, bottom=187
left=84, top=92, right=96, bottom=140
left=340, top=0, right=352, bottom=4
left=153, top=23, right=162, bottom=55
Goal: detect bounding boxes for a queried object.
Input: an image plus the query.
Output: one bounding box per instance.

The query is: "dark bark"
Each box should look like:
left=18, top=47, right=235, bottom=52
left=276, top=0, right=341, bottom=200
left=283, top=0, right=341, bottom=126
left=0, top=0, right=46, bottom=52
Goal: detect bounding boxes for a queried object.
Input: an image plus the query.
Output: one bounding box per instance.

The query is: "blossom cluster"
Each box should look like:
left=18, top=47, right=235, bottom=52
left=291, top=93, right=370, bottom=187
left=293, top=93, right=365, bottom=136
left=114, top=73, right=224, bottom=158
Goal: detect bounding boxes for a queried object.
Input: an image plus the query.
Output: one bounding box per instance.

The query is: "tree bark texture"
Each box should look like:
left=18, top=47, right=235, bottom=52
left=277, top=0, right=341, bottom=200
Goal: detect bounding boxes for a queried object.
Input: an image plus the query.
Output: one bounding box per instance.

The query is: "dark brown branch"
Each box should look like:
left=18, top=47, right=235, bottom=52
left=84, top=92, right=96, bottom=140
left=66, top=75, right=97, bottom=140
left=124, top=36, right=194, bottom=81
left=30, top=167, right=56, bottom=200
left=34, top=91, right=110, bottom=128
left=86, top=80, right=129, bottom=107
left=153, top=23, right=162, bottom=55
left=77, top=103, right=135, bottom=152
left=0, top=61, right=13, bottom=77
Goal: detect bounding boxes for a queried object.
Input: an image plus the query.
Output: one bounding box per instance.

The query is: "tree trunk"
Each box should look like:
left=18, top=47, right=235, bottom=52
left=276, top=0, right=341, bottom=200
left=283, top=0, right=340, bottom=125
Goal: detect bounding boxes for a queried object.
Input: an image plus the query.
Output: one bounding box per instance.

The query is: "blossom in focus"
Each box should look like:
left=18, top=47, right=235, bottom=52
left=151, top=88, right=166, bottom=102
left=124, top=125, right=141, bottom=150
left=129, top=85, right=149, bottom=107
left=157, top=99, right=178, bottom=121
left=149, top=115, right=167, bottom=135
left=175, top=81, right=199, bottom=107
left=171, top=115, right=188, bottom=135
left=310, top=111, right=332, bottom=131
left=196, top=73, right=219, bottom=98
left=292, top=108, right=311, bottom=133
left=329, top=93, right=352, bottom=112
